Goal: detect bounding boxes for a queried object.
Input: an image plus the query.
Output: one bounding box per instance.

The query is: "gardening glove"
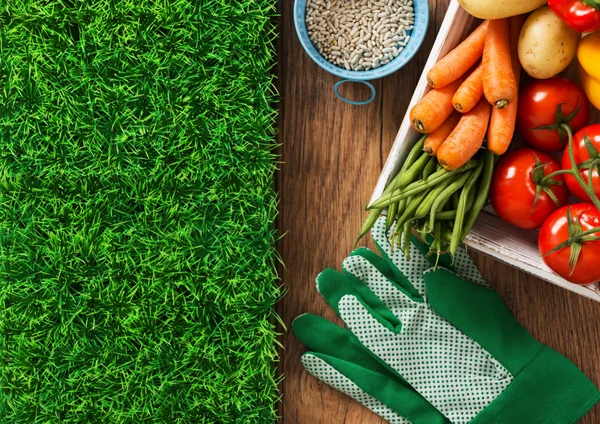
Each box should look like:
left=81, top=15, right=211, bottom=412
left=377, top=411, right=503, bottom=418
left=293, top=216, right=600, bottom=424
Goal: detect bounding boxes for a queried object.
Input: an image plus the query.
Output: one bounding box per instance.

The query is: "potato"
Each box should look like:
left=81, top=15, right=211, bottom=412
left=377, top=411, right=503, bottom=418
left=518, top=7, right=580, bottom=80
left=457, top=0, right=545, bottom=19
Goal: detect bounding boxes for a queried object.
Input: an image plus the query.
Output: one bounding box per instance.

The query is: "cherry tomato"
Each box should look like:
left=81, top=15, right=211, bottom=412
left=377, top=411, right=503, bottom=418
left=490, top=148, right=569, bottom=230
left=516, top=78, right=590, bottom=152
left=539, top=203, right=600, bottom=285
left=562, top=124, right=600, bottom=203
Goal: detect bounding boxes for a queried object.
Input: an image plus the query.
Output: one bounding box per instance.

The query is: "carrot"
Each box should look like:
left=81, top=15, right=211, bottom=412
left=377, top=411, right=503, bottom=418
left=487, top=15, right=525, bottom=155
left=424, top=111, right=461, bottom=156
left=410, top=78, right=463, bottom=134
left=437, top=97, right=491, bottom=170
left=426, top=20, right=488, bottom=89
left=453, top=62, right=483, bottom=113
left=482, top=18, right=517, bottom=109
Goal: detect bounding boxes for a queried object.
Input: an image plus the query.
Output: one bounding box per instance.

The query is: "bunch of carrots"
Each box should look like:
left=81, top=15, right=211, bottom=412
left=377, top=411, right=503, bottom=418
left=409, top=16, right=525, bottom=170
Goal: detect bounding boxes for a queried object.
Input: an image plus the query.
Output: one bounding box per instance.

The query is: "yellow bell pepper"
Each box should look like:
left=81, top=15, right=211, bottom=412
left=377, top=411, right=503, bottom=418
left=577, top=32, right=600, bottom=110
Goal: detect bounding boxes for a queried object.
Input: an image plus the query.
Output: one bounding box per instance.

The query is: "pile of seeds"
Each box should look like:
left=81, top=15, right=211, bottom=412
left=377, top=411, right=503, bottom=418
left=306, top=0, right=415, bottom=71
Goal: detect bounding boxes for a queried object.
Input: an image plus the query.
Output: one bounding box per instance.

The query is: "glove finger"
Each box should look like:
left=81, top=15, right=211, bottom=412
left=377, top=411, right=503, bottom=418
left=371, top=217, right=430, bottom=296
left=338, top=293, right=399, bottom=362
left=302, top=352, right=450, bottom=424
left=293, top=313, right=400, bottom=380
left=302, top=353, right=411, bottom=424
left=348, top=247, right=422, bottom=299
left=316, top=268, right=405, bottom=331
left=342, top=254, right=423, bottom=314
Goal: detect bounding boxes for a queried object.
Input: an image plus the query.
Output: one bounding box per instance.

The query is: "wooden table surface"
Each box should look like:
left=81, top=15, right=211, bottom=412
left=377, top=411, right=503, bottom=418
left=276, top=1, right=600, bottom=422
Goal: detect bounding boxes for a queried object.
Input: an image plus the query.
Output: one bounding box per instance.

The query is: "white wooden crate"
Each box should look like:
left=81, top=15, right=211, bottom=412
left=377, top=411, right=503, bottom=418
left=370, top=0, right=600, bottom=302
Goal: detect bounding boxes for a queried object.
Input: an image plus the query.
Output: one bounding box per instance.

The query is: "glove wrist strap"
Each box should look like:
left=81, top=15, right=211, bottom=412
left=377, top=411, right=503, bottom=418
left=470, top=346, right=600, bottom=424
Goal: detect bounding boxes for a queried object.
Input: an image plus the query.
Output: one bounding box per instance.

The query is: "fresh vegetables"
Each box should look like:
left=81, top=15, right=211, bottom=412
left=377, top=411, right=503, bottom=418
left=367, top=10, right=600, bottom=288
left=548, top=0, right=600, bottom=33
left=359, top=138, right=495, bottom=259
left=518, top=7, right=580, bottom=80
left=539, top=204, right=600, bottom=285
left=426, top=21, right=488, bottom=89
left=482, top=19, right=517, bottom=109
left=516, top=78, right=590, bottom=152
left=577, top=32, right=600, bottom=110
left=412, top=16, right=523, bottom=169
left=410, top=78, right=464, bottom=134
left=437, top=98, right=491, bottom=170
left=457, top=0, right=545, bottom=19
left=562, top=124, right=600, bottom=202
left=490, top=148, right=569, bottom=229
left=453, top=63, right=483, bottom=113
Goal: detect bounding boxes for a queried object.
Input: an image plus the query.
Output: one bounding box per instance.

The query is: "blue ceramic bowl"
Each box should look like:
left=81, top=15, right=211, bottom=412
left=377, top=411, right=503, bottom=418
left=294, top=0, right=429, bottom=105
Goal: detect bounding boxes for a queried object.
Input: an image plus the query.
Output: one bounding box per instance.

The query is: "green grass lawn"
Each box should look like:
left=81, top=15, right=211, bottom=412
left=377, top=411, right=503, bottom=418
left=0, top=0, right=280, bottom=422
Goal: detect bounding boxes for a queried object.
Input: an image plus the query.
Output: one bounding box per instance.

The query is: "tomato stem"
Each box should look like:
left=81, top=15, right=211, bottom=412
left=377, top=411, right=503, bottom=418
left=540, top=169, right=571, bottom=181
left=578, top=227, right=600, bottom=238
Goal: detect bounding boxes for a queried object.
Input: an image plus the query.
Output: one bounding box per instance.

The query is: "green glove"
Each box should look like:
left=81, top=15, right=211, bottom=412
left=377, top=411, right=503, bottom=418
left=294, top=217, right=600, bottom=423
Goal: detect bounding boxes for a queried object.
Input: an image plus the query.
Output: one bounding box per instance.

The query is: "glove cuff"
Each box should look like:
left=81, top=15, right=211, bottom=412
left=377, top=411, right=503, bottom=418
left=471, top=345, right=600, bottom=424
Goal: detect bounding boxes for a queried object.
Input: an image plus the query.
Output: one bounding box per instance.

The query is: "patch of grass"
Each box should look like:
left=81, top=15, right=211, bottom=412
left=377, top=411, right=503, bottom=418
left=0, top=0, right=280, bottom=422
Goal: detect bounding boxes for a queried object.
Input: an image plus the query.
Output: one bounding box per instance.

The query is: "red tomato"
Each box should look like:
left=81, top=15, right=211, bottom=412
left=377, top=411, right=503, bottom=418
left=539, top=203, right=600, bottom=285
left=562, top=124, right=600, bottom=202
left=490, top=148, right=569, bottom=230
left=516, top=78, right=590, bottom=152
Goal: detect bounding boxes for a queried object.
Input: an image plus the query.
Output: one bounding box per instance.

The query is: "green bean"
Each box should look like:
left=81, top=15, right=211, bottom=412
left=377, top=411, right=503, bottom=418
left=400, top=192, right=426, bottom=227
left=372, top=152, right=430, bottom=208
left=399, top=135, right=427, bottom=176
left=404, top=159, right=478, bottom=191
left=427, top=170, right=473, bottom=230
left=422, top=156, right=437, bottom=179
left=369, top=160, right=478, bottom=209
left=451, top=191, right=459, bottom=210
left=461, top=149, right=496, bottom=240
left=401, top=220, right=412, bottom=259
left=356, top=208, right=383, bottom=246
left=449, top=158, right=485, bottom=258
left=395, top=198, right=407, bottom=223
left=360, top=140, right=427, bottom=242
left=386, top=201, right=398, bottom=233
left=417, top=219, right=429, bottom=235
left=435, top=187, right=476, bottom=220
left=424, top=220, right=441, bottom=259
left=439, top=220, right=452, bottom=243
left=392, top=195, right=411, bottom=235
left=415, top=174, right=457, bottom=219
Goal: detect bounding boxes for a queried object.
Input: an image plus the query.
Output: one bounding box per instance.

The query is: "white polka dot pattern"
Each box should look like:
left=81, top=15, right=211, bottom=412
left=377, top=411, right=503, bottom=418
left=338, top=293, right=512, bottom=424
left=302, top=353, right=411, bottom=424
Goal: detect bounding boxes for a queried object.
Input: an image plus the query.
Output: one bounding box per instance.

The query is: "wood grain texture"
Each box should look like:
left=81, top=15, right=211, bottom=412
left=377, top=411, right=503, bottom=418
left=276, top=1, right=600, bottom=422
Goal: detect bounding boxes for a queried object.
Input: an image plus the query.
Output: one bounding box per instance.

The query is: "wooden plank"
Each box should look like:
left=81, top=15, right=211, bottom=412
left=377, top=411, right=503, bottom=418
left=276, top=0, right=600, bottom=422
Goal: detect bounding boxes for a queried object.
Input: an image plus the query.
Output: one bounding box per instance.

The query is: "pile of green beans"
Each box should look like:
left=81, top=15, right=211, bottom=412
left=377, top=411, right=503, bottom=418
left=358, top=135, right=496, bottom=259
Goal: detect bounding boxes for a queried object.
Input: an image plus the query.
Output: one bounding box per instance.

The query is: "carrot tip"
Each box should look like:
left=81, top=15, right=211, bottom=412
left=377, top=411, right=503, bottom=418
left=423, top=147, right=433, bottom=155
left=495, top=99, right=508, bottom=109
left=454, top=103, right=463, bottom=111
left=413, top=119, right=425, bottom=132
left=427, top=77, right=434, bottom=88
